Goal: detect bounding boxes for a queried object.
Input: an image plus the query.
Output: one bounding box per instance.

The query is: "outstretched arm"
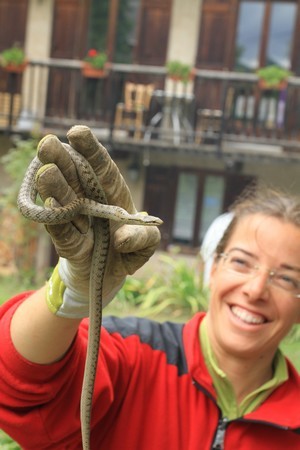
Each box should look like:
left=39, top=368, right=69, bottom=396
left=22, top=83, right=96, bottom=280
left=8, top=125, right=161, bottom=364
left=10, top=287, right=81, bottom=364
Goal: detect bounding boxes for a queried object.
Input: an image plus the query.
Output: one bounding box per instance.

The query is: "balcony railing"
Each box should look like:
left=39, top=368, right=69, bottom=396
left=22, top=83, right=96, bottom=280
left=1, top=58, right=300, bottom=161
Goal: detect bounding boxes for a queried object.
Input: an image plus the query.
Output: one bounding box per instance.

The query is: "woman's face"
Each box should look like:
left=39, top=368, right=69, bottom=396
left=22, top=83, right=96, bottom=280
left=207, top=213, right=300, bottom=362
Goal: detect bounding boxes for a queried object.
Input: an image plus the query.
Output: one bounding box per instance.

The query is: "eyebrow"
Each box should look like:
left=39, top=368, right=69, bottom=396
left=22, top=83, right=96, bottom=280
left=228, top=247, right=256, bottom=258
left=281, top=264, right=300, bottom=273
left=229, top=247, right=300, bottom=273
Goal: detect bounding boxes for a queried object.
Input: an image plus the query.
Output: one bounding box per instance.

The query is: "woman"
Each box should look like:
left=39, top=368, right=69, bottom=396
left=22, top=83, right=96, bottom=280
left=0, top=127, right=299, bottom=449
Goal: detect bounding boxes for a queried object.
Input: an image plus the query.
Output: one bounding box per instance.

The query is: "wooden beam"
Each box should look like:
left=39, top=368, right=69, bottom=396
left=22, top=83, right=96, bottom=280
left=106, top=0, right=119, bottom=61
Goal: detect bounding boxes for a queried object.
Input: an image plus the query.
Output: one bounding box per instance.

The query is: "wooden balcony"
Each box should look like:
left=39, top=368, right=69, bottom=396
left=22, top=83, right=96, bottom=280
left=1, top=58, right=300, bottom=163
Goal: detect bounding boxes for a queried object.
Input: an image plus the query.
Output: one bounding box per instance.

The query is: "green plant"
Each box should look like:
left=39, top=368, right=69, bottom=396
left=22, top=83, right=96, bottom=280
left=166, top=60, right=193, bottom=84
left=84, top=48, right=108, bottom=69
left=0, top=429, right=20, bottom=449
left=115, top=253, right=208, bottom=318
left=0, top=44, right=26, bottom=67
left=256, top=65, right=292, bottom=88
left=0, top=135, right=44, bottom=278
left=0, top=136, right=38, bottom=208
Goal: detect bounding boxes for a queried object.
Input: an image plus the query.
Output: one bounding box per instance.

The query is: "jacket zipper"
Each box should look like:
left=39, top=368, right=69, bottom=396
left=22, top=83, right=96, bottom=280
left=211, top=417, right=228, bottom=450
left=192, top=379, right=228, bottom=450
left=192, top=378, right=300, bottom=447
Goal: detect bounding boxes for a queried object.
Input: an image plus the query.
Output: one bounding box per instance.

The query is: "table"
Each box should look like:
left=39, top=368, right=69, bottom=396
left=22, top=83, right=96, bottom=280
left=144, top=89, right=195, bottom=145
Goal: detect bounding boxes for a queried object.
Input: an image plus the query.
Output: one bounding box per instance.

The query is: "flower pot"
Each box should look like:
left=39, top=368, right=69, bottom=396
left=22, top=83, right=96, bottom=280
left=258, top=79, right=288, bottom=91
left=168, top=68, right=195, bottom=84
left=3, top=61, right=28, bottom=74
left=81, top=62, right=108, bottom=79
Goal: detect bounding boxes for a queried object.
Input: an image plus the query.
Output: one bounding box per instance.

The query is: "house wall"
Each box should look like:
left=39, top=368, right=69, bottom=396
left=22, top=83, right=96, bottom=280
left=167, top=0, right=202, bottom=65
left=25, top=0, right=54, bottom=58
left=22, top=0, right=54, bottom=123
left=244, top=160, right=300, bottom=195
left=165, top=0, right=202, bottom=95
left=135, top=149, right=300, bottom=195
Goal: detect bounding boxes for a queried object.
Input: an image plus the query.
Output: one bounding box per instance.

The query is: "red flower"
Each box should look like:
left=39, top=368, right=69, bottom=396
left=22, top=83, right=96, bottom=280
left=88, top=49, right=98, bottom=57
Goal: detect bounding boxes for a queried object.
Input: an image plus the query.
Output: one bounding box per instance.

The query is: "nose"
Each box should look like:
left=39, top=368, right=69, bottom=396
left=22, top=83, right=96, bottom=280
left=241, top=270, right=270, bottom=300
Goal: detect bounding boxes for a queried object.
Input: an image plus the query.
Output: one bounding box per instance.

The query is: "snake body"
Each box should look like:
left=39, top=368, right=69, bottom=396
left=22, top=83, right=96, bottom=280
left=17, top=146, right=162, bottom=450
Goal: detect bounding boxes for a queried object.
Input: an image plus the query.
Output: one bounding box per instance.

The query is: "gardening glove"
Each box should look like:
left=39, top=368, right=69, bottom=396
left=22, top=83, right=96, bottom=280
left=35, top=125, right=161, bottom=318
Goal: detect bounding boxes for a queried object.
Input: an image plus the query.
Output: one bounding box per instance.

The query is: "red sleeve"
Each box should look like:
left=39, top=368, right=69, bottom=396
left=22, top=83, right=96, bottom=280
left=0, top=293, right=130, bottom=449
left=0, top=293, right=87, bottom=447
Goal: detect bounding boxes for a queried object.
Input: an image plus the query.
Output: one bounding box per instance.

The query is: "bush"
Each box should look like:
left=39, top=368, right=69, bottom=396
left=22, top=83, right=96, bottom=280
left=115, top=253, right=209, bottom=319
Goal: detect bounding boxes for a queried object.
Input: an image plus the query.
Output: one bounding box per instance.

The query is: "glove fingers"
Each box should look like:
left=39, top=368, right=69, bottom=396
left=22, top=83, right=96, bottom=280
left=37, top=134, right=85, bottom=199
left=44, top=202, right=93, bottom=264
left=121, top=249, right=157, bottom=275
left=113, top=224, right=161, bottom=252
left=113, top=224, right=161, bottom=275
left=36, top=163, right=89, bottom=234
left=67, top=125, right=136, bottom=213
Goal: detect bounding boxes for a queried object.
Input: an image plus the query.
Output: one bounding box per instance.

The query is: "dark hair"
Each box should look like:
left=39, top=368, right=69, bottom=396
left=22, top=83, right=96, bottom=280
left=215, top=185, right=300, bottom=256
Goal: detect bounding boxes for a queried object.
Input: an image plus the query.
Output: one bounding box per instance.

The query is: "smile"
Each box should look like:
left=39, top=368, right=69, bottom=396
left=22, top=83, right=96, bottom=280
left=231, top=305, right=267, bottom=325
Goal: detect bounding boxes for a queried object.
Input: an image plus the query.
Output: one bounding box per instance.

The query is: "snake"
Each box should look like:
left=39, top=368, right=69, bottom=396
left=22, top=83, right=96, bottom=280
left=17, top=145, right=162, bottom=450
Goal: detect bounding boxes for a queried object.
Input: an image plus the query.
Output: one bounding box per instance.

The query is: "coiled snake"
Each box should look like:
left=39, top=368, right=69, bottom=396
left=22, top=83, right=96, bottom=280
left=17, top=145, right=162, bottom=450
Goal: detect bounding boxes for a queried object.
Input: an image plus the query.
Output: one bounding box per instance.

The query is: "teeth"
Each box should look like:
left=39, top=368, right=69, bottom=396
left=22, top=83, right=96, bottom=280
left=231, top=306, right=265, bottom=325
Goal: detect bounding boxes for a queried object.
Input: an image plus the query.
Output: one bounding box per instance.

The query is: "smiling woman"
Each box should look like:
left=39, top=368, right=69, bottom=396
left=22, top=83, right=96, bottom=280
left=206, top=188, right=300, bottom=406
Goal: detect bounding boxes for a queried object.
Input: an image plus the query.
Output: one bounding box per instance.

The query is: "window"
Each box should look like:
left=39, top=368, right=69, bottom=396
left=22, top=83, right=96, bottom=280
left=144, top=166, right=255, bottom=251
left=234, top=1, right=297, bottom=72
left=173, top=173, right=198, bottom=244
left=235, top=2, right=264, bottom=71
left=172, top=173, right=225, bottom=247
left=198, top=176, right=225, bottom=242
left=88, top=0, right=140, bottom=63
left=266, top=3, right=296, bottom=68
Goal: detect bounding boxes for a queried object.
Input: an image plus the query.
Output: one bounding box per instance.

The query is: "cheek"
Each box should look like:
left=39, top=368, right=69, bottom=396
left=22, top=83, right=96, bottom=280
left=208, top=272, right=230, bottom=311
left=209, top=266, right=239, bottom=298
left=274, top=300, right=300, bottom=332
left=294, top=301, right=300, bottom=324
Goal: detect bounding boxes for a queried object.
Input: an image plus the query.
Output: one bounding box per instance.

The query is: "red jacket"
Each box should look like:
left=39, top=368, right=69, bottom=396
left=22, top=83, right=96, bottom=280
left=0, top=293, right=300, bottom=449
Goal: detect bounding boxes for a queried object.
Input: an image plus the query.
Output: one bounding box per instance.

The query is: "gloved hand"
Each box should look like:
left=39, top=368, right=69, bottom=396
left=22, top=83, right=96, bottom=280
left=36, top=125, right=161, bottom=318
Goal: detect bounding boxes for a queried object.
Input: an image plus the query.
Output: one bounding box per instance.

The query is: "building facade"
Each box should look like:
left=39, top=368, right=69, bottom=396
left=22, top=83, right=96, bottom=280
left=1, top=0, right=300, bottom=253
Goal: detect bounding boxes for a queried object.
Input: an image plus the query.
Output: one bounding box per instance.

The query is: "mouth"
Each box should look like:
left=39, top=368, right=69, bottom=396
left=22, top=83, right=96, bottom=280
left=230, top=305, right=268, bottom=325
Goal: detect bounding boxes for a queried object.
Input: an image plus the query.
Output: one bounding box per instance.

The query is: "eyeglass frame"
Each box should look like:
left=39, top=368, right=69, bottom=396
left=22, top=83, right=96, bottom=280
left=217, top=250, right=300, bottom=299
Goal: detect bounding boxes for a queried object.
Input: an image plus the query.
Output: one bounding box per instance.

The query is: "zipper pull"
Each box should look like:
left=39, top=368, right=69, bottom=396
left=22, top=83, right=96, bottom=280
left=212, top=417, right=228, bottom=449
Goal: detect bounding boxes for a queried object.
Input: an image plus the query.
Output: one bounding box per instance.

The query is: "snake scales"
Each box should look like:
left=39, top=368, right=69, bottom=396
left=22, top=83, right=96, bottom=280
left=17, top=145, right=162, bottom=450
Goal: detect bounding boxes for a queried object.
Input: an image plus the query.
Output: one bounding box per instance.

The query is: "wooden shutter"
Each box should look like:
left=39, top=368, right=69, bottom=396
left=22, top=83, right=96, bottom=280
left=46, top=0, right=90, bottom=117
left=0, top=0, right=28, bottom=93
left=0, top=0, right=28, bottom=52
left=196, top=0, right=237, bottom=70
left=51, top=0, right=90, bottom=59
left=134, top=0, right=171, bottom=66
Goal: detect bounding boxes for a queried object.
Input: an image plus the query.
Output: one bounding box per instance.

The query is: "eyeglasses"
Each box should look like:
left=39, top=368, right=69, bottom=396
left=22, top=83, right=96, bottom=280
left=218, top=250, right=300, bottom=298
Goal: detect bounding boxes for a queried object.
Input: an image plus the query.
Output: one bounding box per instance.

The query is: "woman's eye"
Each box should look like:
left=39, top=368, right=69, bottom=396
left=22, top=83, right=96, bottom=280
left=230, top=257, right=251, bottom=271
left=276, top=274, right=299, bottom=289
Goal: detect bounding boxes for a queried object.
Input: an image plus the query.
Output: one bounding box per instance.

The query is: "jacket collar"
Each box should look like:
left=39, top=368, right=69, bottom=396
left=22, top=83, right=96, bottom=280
left=183, top=312, right=300, bottom=430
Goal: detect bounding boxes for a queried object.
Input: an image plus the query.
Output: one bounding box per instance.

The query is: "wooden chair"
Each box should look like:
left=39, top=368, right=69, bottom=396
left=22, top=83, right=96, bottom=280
left=195, top=108, right=223, bottom=144
left=195, top=87, right=234, bottom=144
left=0, top=92, right=21, bottom=127
left=114, top=82, right=154, bottom=139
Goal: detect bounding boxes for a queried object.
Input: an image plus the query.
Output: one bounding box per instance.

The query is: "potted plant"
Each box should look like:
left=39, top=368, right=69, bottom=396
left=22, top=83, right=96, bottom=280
left=0, top=44, right=27, bottom=73
left=166, top=60, right=194, bottom=84
left=256, top=65, right=292, bottom=90
left=81, top=49, right=109, bottom=78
